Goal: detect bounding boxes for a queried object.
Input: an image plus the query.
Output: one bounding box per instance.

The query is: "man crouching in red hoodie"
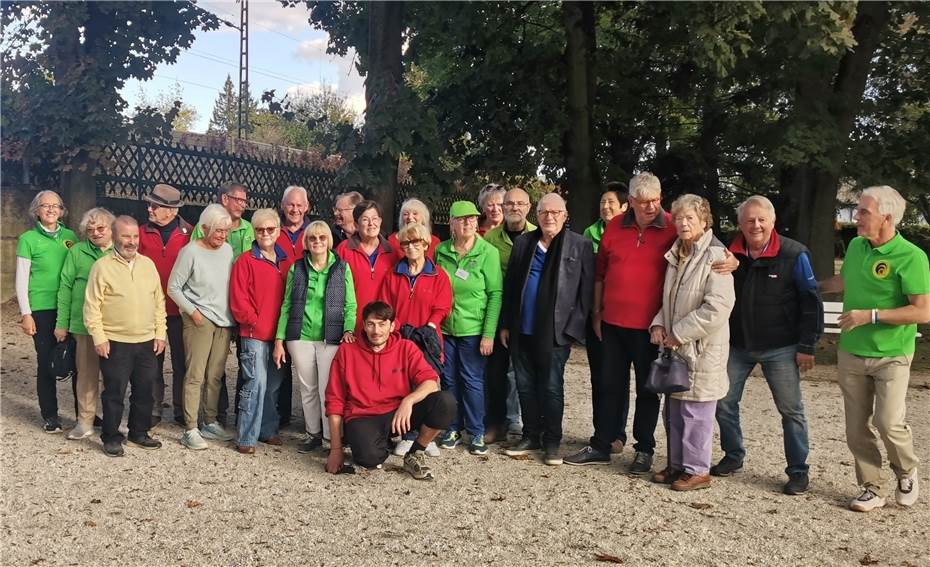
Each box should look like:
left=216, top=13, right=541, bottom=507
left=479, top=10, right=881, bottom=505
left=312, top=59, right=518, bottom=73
left=324, top=301, right=456, bottom=480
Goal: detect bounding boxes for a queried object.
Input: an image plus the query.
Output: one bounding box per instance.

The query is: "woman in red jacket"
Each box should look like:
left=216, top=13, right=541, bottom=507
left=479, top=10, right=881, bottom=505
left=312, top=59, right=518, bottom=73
left=229, top=209, right=288, bottom=453
left=379, top=223, right=453, bottom=456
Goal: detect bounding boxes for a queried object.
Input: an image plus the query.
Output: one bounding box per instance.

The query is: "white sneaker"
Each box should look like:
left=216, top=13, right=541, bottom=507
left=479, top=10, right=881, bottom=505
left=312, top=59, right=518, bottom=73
left=66, top=423, right=95, bottom=440
left=181, top=428, right=209, bottom=450
left=200, top=421, right=234, bottom=441
left=425, top=442, right=441, bottom=457
left=896, top=473, right=919, bottom=507
left=393, top=439, right=414, bottom=457
left=848, top=488, right=886, bottom=512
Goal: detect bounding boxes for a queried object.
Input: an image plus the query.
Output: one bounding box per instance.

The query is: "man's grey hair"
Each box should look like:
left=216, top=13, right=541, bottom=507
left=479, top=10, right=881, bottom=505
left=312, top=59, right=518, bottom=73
left=78, top=207, right=116, bottom=236
left=281, top=185, right=309, bottom=207
left=28, top=190, right=67, bottom=219
left=628, top=172, right=661, bottom=200
left=111, top=214, right=138, bottom=234
left=398, top=198, right=431, bottom=228
left=198, top=203, right=232, bottom=234
left=736, top=195, right=776, bottom=221
left=861, top=185, right=907, bottom=227
left=477, top=183, right=506, bottom=210
left=217, top=182, right=247, bottom=201
left=335, top=191, right=364, bottom=207
left=537, top=192, right=567, bottom=213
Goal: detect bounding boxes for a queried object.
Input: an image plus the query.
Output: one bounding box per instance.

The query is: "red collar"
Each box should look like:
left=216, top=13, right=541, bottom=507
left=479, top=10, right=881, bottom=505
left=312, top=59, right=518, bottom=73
left=729, top=230, right=781, bottom=259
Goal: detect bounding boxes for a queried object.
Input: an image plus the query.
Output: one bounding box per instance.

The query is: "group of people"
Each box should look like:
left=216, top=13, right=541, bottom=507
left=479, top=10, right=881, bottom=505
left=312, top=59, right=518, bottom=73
left=15, top=175, right=928, bottom=511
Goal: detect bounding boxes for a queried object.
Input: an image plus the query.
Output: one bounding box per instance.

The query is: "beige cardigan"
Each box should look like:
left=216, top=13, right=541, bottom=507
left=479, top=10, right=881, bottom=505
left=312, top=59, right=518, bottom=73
left=651, top=230, right=735, bottom=402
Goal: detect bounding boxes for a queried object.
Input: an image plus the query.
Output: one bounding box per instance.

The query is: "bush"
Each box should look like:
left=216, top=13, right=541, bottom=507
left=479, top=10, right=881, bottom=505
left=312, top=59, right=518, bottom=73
left=899, top=225, right=930, bottom=254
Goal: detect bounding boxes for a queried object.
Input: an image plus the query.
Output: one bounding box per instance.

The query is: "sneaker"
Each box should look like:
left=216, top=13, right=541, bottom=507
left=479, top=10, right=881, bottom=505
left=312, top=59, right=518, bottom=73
left=200, top=422, right=234, bottom=441
left=504, top=437, right=542, bottom=456
left=468, top=435, right=488, bottom=456
left=43, top=418, right=63, bottom=433
left=610, top=440, right=624, bottom=455
left=181, top=429, right=209, bottom=451
left=403, top=451, right=434, bottom=481
left=126, top=434, right=162, bottom=450
left=672, top=472, right=712, bottom=491
left=393, top=439, right=414, bottom=457
left=710, top=456, right=744, bottom=477
left=563, top=445, right=610, bottom=466
left=783, top=472, right=810, bottom=495
left=66, top=423, right=95, bottom=440
left=896, top=473, right=919, bottom=507
left=438, top=430, right=461, bottom=450
left=425, top=442, right=441, bottom=457
left=544, top=447, right=562, bottom=466
left=298, top=434, right=323, bottom=454
left=102, top=440, right=124, bottom=457
left=629, top=451, right=654, bottom=475
left=848, top=488, right=886, bottom=512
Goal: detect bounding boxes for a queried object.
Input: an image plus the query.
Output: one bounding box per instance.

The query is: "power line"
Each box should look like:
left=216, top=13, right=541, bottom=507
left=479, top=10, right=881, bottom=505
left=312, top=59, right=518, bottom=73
left=199, top=1, right=307, bottom=44
left=188, top=48, right=312, bottom=86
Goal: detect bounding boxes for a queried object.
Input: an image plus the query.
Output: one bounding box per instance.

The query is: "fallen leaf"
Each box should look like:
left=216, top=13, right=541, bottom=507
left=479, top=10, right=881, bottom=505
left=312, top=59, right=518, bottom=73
left=595, top=553, right=624, bottom=564
left=185, top=499, right=202, bottom=508
left=490, top=495, right=505, bottom=501
left=859, top=554, right=879, bottom=566
left=766, top=509, right=778, bottom=514
left=688, top=503, right=712, bottom=510
left=83, top=520, right=96, bottom=527
left=90, top=499, right=101, bottom=504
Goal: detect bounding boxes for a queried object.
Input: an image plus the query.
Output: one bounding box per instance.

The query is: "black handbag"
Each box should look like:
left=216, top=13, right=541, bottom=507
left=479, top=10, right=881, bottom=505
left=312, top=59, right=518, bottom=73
left=645, top=348, right=690, bottom=394
left=50, top=336, right=77, bottom=381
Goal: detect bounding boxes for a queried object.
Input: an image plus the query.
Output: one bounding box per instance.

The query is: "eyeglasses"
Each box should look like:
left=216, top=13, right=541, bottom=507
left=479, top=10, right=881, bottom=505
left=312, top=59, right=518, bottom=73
left=306, top=234, right=328, bottom=243
left=452, top=216, right=478, bottom=224
left=633, top=197, right=661, bottom=207
left=537, top=210, right=566, bottom=218
left=254, top=226, right=277, bottom=234
left=37, top=204, right=63, bottom=211
left=334, top=207, right=354, bottom=213
left=504, top=201, right=530, bottom=208
left=399, top=240, right=426, bottom=248
left=212, top=228, right=230, bottom=235
left=225, top=194, right=248, bottom=206
left=87, top=225, right=108, bottom=234
left=359, top=217, right=381, bottom=225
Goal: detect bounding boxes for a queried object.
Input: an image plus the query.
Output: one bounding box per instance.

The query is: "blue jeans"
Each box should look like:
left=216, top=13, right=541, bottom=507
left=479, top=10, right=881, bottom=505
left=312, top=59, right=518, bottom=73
left=511, top=337, right=571, bottom=448
left=716, top=345, right=810, bottom=475
left=236, top=338, right=284, bottom=447
left=442, top=335, right=487, bottom=437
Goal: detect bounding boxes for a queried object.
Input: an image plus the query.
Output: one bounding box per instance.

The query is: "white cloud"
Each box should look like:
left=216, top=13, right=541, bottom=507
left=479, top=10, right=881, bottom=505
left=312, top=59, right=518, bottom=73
left=199, top=1, right=312, bottom=34
left=293, top=38, right=366, bottom=119
left=296, top=38, right=328, bottom=60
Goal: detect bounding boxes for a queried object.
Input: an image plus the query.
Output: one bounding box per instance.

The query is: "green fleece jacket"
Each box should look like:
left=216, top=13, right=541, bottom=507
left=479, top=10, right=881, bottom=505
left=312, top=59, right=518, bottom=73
left=434, top=237, right=503, bottom=339
left=56, top=240, right=111, bottom=335
left=483, top=220, right=537, bottom=275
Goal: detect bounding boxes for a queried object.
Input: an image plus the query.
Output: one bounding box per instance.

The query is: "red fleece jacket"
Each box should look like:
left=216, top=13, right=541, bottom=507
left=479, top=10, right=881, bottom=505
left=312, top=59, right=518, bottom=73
left=335, top=235, right=400, bottom=325
left=377, top=259, right=452, bottom=330
left=139, top=219, right=193, bottom=317
left=325, top=333, right=438, bottom=421
left=229, top=245, right=287, bottom=341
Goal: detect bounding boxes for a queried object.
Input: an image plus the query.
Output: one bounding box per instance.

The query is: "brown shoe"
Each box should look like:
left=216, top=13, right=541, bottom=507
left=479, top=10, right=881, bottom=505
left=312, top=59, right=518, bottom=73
left=671, top=472, right=712, bottom=491
left=237, top=445, right=255, bottom=454
left=651, top=467, right=682, bottom=484
left=483, top=424, right=508, bottom=445
left=261, top=435, right=283, bottom=446
left=610, top=440, right=624, bottom=455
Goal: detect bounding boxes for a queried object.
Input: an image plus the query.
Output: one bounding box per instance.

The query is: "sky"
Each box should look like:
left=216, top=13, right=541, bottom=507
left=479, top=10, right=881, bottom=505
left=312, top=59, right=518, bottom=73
left=121, top=1, right=365, bottom=133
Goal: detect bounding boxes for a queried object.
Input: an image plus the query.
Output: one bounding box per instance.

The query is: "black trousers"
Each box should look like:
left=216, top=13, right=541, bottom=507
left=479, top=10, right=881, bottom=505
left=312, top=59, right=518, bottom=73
left=277, top=358, right=293, bottom=426
left=155, top=315, right=185, bottom=420
left=484, top=335, right=510, bottom=428
left=590, top=323, right=659, bottom=455
left=345, top=391, right=456, bottom=468
left=32, top=309, right=77, bottom=420
left=99, top=340, right=157, bottom=443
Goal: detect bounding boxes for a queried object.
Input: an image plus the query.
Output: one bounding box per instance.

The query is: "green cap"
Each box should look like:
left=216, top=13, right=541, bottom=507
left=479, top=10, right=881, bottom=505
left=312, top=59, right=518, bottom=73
left=449, top=200, right=481, bottom=218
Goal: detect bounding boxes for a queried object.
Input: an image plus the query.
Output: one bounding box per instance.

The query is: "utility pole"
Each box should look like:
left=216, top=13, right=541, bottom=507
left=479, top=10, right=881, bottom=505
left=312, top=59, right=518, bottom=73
left=237, top=0, right=249, bottom=140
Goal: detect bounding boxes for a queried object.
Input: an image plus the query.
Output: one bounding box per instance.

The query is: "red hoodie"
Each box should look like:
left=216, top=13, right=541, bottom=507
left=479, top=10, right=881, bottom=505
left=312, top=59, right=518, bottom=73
left=139, top=218, right=193, bottom=316
left=229, top=243, right=288, bottom=341
left=325, top=333, right=438, bottom=422
left=377, top=258, right=452, bottom=330
left=335, top=235, right=400, bottom=325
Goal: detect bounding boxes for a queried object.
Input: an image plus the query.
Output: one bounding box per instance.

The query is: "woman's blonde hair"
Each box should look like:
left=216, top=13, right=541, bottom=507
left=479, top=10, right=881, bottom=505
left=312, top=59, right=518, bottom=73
left=78, top=207, right=116, bottom=236
left=396, top=222, right=431, bottom=244
left=251, top=208, right=281, bottom=229
left=302, top=220, right=334, bottom=250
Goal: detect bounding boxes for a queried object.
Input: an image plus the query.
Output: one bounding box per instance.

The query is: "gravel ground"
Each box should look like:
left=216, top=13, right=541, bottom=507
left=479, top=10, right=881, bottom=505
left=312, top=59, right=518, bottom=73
left=2, top=301, right=928, bottom=567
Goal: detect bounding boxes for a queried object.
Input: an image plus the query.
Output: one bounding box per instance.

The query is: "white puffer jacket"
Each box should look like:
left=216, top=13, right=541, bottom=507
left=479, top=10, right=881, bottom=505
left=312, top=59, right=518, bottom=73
left=651, top=230, right=735, bottom=402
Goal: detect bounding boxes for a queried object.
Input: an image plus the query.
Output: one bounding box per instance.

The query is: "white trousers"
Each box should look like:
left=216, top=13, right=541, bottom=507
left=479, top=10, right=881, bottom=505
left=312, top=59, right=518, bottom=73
left=287, top=340, right=339, bottom=439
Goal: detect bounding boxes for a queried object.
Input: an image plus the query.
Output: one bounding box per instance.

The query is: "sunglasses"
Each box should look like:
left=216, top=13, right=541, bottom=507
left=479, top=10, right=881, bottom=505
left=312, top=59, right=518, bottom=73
left=255, top=227, right=277, bottom=234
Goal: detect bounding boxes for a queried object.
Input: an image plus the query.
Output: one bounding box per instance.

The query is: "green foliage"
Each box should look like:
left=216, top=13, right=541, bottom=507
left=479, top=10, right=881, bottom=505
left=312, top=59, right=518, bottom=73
left=134, top=82, right=199, bottom=133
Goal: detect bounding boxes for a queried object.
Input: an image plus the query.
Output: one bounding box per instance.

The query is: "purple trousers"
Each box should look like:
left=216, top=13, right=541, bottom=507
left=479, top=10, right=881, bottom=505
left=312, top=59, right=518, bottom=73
left=664, top=397, right=717, bottom=475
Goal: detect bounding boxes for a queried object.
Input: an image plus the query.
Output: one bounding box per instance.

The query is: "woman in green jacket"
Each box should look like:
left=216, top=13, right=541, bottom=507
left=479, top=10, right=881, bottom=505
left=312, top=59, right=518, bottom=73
left=16, top=190, right=78, bottom=433
left=54, top=207, right=115, bottom=440
left=434, top=201, right=503, bottom=456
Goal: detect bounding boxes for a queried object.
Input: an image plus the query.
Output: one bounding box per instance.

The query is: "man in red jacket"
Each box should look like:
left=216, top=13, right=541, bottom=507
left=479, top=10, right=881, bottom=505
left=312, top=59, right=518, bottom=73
left=325, top=301, right=456, bottom=480
left=139, top=183, right=192, bottom=426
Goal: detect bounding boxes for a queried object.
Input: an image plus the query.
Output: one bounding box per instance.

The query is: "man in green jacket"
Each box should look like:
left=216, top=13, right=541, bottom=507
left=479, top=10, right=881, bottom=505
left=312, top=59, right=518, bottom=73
left=480, top=188, right=535, bottom=444
left=54, top=207, right=115, bottom=440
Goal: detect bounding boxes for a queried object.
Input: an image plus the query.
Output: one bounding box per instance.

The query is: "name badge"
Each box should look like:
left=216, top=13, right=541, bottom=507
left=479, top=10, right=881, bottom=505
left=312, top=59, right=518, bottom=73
left=454, top=268, right=470, bottom=281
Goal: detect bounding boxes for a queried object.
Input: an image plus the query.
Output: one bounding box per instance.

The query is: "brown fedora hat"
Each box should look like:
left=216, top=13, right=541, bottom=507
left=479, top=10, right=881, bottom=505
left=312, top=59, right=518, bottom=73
left=144, top=184, right=183, bottom=208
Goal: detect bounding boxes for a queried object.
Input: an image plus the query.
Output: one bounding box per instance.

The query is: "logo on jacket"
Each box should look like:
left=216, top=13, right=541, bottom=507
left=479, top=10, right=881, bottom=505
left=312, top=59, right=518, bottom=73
left=63, top=239, right=75, bottom=249
left=872, top=260, right=891, bottom=279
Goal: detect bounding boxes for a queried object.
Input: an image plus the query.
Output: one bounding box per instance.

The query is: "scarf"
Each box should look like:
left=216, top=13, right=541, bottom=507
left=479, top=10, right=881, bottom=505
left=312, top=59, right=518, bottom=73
left=513, top=228, right=565, bottom=376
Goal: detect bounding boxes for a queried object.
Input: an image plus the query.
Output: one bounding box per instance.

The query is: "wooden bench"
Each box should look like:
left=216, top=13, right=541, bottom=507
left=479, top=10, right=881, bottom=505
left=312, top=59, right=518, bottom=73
left=824, top=301, right=923, bottom=337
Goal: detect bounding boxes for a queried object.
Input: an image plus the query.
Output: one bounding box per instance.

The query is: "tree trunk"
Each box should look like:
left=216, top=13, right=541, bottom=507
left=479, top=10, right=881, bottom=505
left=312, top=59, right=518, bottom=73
left=561, top=2, right=600, bottom=231
left=365, top=1, right=404, bottom=233
left=59, top=150, right=98, bottom=222
left=783, top=2, right=891, bottom=278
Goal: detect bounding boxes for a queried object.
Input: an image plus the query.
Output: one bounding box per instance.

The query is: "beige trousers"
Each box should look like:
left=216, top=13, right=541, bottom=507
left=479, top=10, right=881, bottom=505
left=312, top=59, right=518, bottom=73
left=74, top=334, right=102, bottom=426
left=287, top=340, right=339, bottom=439
left=837, top=350, right=919, bottom=496
left=182, top=313, right=231, bottom=429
